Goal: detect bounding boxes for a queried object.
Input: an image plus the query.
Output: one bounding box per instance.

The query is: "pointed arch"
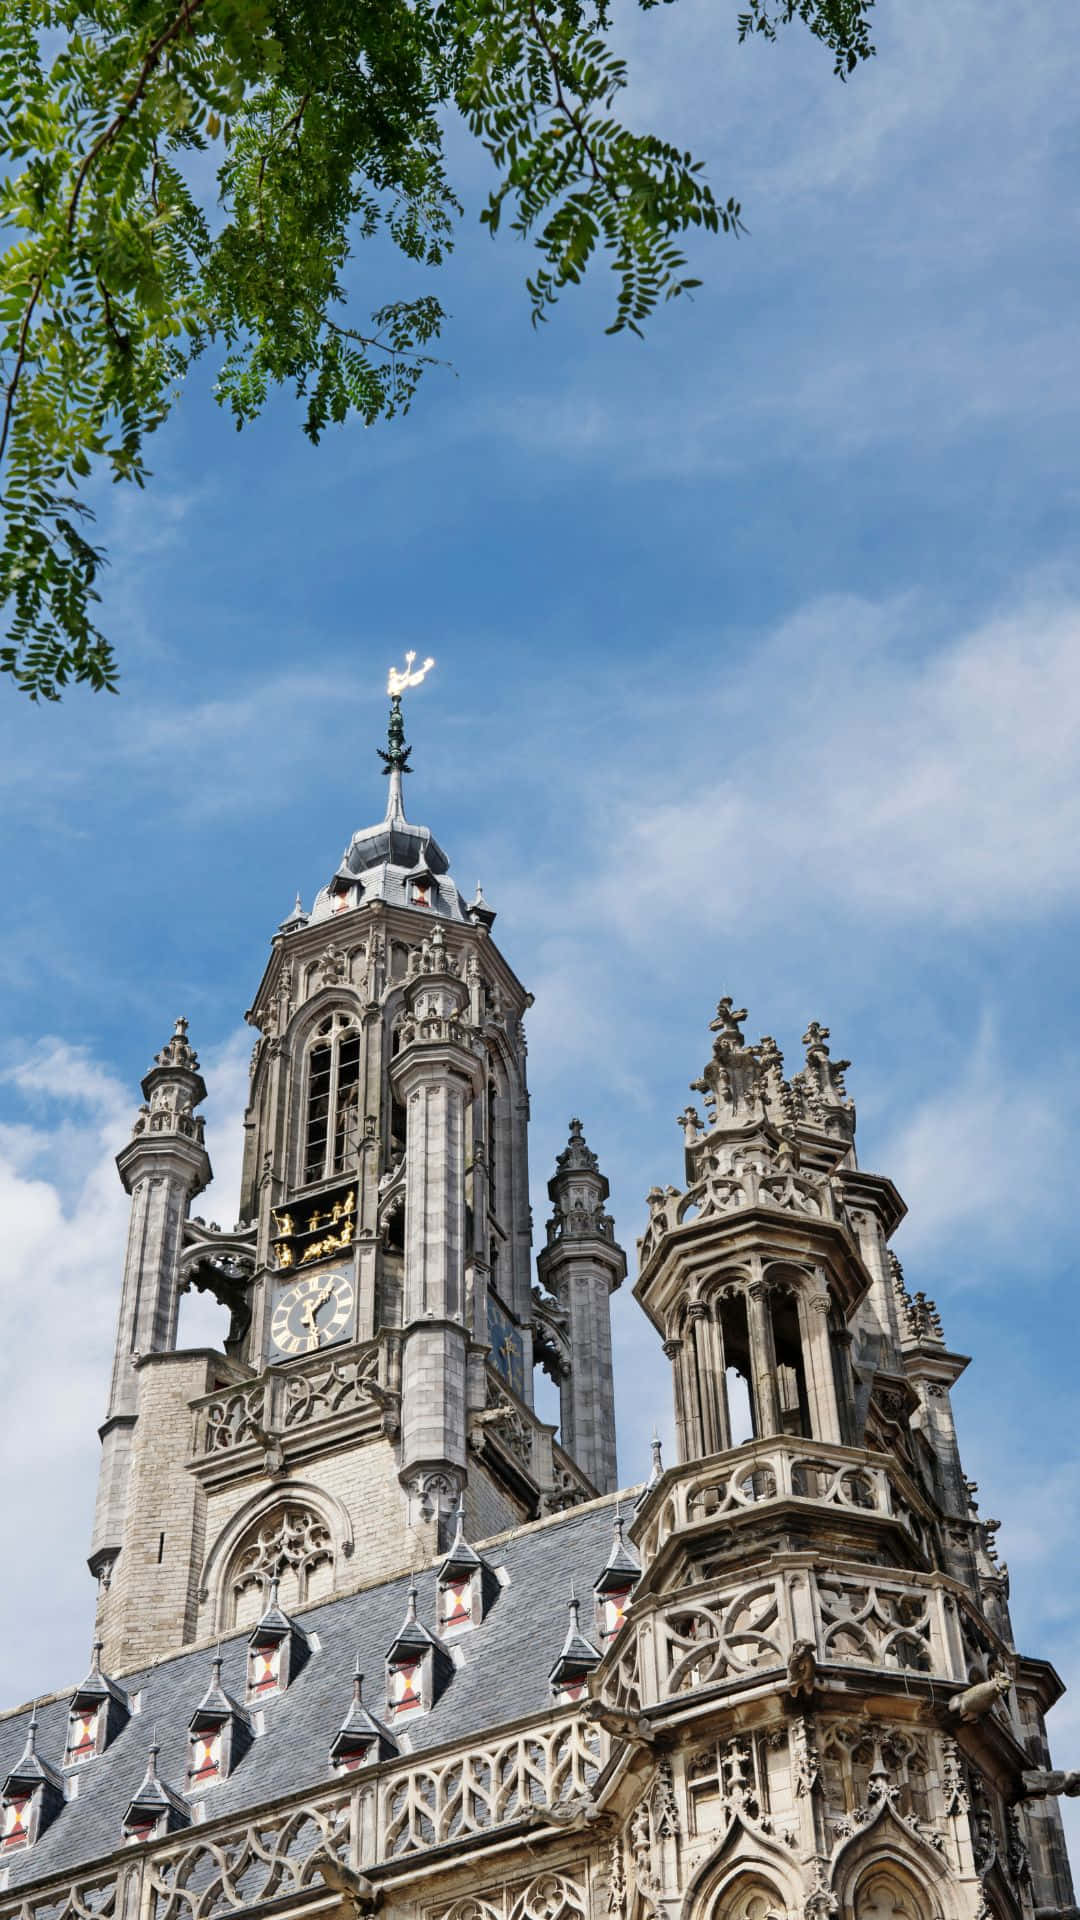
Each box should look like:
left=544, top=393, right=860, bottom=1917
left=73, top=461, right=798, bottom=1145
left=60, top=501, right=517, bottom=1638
left=831, top=1802, right=959, bottom=1920
left=684, top=1811, right=804, bottom=1920
left=199, top=1480, right=355, bottom=1632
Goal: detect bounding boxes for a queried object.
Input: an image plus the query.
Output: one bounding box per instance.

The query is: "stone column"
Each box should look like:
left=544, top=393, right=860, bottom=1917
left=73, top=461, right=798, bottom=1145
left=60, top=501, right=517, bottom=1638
left=390, top=934, right=485, bottom=1540
left=747, top=1280, right=781, bottom=1438
left=797, top=1285, right=843, bottom=1444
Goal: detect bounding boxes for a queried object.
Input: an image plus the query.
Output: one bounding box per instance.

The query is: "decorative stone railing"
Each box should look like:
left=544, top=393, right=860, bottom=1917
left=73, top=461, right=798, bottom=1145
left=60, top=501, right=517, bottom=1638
left=634, top=1437, right=935, bottom=1567
left=638, top=1162, right=847, bottom=1268
left=0, top=1713, right=606, bottom=1920
left=191, top=1343, right=381, bottom=1457
left=615, top=1562, right=970, bottom=1708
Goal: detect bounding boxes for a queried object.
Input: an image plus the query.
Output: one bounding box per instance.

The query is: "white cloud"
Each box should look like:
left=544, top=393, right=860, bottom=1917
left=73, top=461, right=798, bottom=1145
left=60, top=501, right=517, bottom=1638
left=550, top=590, right=1080, bottom=941
left=877, top=1015, right=1074, bottom=1263
left=0, top=1029, right=249, bottom=1706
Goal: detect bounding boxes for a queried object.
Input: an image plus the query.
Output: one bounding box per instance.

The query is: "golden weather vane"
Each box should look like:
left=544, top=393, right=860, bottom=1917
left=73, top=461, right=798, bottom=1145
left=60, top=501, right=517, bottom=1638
left=387, top=651, right=435, bottom=697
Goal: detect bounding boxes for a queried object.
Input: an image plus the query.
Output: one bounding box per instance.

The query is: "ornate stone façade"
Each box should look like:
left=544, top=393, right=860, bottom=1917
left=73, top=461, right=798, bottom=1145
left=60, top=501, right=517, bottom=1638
left=0, top=675, right=1075, bottom=1920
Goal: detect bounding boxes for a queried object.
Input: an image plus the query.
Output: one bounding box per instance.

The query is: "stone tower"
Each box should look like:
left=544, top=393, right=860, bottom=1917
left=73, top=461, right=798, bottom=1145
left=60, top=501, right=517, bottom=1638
left=1, top=688, right=1075, bottom=1920
left=87, top=680, right=626, bottom=1671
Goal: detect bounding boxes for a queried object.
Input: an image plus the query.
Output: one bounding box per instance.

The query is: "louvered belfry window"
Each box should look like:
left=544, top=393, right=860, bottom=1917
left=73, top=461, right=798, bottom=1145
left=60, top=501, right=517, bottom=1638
left=304, top=1013, right=361, bottom=1183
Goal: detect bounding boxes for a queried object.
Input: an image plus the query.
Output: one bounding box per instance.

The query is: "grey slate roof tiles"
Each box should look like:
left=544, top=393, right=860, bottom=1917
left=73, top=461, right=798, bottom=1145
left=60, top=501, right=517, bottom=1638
left=0, top=1490, right=626, bottom=1892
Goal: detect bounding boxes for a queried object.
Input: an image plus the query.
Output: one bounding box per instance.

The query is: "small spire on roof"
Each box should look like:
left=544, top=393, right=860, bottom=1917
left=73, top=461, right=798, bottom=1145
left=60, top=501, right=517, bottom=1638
left=468, top=881, right=497, bottom=929
left=279, top=891, right=308, bottom=931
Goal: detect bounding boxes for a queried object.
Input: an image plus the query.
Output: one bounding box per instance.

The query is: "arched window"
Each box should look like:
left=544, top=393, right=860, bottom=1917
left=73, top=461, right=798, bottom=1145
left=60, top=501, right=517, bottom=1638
left=303, top=1012, right=361, bottom=1184
left=225, top=1504, right=335, bottom=1629
left=854, top=1868, right=928, bottom=1920
left=713, top=1877, right=786, bottom=1920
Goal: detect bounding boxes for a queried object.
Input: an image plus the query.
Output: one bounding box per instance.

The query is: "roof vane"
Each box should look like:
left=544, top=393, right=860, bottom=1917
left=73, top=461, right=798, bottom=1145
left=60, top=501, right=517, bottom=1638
left=387, top=651, right=435, bottom=697
left=379, top=654, right=436, bottom=811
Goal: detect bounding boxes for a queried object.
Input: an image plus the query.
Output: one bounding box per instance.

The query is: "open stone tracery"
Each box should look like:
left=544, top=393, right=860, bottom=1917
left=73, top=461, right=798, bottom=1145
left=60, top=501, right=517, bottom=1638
left=1, top=686, right=1073, bottom=1920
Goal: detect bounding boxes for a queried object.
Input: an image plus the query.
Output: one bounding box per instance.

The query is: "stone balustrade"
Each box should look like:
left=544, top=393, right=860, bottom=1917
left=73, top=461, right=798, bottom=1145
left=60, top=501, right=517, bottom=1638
left=0, top=1713, right=606, bottom=1920
left=190, top=1344, right=382, bottom=1458
left=634, top=1436, right=935, bottom=1567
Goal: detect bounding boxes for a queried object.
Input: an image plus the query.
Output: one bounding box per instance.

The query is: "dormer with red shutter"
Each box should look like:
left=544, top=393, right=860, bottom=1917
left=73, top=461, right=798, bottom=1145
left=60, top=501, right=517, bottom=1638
left=246, top=1580, right=309, bottom=1703
left=548, top=1588, right=601, bottom=1705
left=592, top=1507, right=641, bottom=1647
left=330, top=1662, right=398, bottom=1773
left=385, top=1586, right=453, bottom=1724
left=187, top=1654, right=252, bottom=1792
left=64, top=1642, right=129, bottom=1767
left=435, top=1504, right=499, bottom=1639
left=1, top=1712, right=64, bottom=1854
left=121, top=1742, right=190, bottom=1844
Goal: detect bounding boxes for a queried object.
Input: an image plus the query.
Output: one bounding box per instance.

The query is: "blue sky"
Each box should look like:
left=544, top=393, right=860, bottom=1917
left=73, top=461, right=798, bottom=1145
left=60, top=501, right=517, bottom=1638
left=1, top=0, right=1079, bottom=1857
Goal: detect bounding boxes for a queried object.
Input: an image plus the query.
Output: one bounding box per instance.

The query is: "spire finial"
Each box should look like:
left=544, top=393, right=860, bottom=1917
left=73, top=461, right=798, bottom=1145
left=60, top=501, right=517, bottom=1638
left=406, top=1583, right=419, bottom=1623
left=568, top=1580, right=580, bottom=1631
left=387, top=651, right=435, bottom=698
left=92, top=1637, right=104, bottom=1669
left=379, top=653, right=435, bottom=817
left=269, top=1574, right=280, bottom=1609
left=211, top=1644, right=223, bottom=1688
left=649, top=1429, right=663, bottom=1483
left=27, top=1701, right=39, bottom=1754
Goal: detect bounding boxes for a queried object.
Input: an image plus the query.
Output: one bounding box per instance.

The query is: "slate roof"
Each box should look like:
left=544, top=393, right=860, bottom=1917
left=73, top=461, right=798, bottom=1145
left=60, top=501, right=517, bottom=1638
left=0, top=1490, right=628, bottom=1893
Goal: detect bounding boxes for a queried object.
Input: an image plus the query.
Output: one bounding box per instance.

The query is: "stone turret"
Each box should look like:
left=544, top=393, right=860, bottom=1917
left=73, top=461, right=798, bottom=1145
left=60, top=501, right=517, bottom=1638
left=390, top=927, right=487, bottom=1539
left=536, top=1119, right=625, bottom=1494
left=89, top=1019, right=212, bottom=1597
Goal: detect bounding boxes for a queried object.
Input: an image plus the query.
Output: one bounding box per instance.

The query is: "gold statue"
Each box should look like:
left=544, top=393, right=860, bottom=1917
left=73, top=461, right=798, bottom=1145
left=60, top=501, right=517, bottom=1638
left=387, top=651, right=435, bottom=696
left=276, top=1243, right=295, bottom=1270
left=343, top=1188, right=356, bottom=1214
left=272, top=1209, right=294, bottom=1236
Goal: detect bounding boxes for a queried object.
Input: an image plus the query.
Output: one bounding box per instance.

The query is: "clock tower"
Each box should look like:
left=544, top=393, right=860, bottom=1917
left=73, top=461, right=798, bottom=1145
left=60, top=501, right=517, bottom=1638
left=89, top=666, right=626, bottom=1672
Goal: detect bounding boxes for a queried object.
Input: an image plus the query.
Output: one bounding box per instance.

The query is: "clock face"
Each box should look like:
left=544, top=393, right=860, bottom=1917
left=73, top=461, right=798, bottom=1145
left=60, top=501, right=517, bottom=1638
left=271, top=1267, right=354, bottom=1358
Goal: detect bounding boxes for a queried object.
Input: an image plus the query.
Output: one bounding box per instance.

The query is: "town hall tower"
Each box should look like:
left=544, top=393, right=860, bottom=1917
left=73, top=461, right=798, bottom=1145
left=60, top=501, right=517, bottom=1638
left=0, top=668, right=1076, bottom=1920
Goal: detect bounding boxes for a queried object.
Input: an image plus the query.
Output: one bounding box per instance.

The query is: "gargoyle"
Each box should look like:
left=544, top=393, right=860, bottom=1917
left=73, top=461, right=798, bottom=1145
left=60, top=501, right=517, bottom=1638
left=306, top=1850, right=379, bottom=1915
left=787, top=1639, right=817, bottom=1699
left=582, top=1700, right=657, bottom=1748
left=947, top=1672, right=1011, bottom=1722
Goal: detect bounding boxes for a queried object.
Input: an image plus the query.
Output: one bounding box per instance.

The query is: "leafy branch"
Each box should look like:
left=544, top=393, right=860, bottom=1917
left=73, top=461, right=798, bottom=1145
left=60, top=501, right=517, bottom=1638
left=0, top=0, right=875, bottom=699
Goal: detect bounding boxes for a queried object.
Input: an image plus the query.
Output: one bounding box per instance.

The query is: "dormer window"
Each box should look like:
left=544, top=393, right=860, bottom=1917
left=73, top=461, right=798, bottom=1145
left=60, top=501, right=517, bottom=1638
left=2, top=1793, right=32, bottom=1853
left=187, top=1655, right=252, bottom=1791
left=330, top=1665, right=397, bottom=1773
left=411, top=883, right=430, bottom=907
left=246, top=1581, right=308, bottom=1702
left=122, top=1744, right=189, bottom=1844
left=549, top=1589, right=601, bottom=1706
left=189, top=1729, right=223, bottom=1788
left=593, top=1510, right=641, bottom=1646
left=66, top=1708, right=101, bottom=1767
left=385, top=1586, right=452, bottom=1724
left=304, top=1012, right=361, bottom=1184
left=65, top=1641, right=128, bottom=1766
left=1, top=1714, right=64, bottom=1853
left=436, top=1504, right=497, bottom=1639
